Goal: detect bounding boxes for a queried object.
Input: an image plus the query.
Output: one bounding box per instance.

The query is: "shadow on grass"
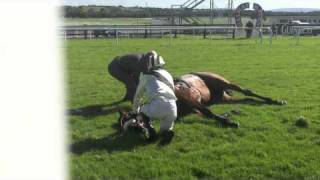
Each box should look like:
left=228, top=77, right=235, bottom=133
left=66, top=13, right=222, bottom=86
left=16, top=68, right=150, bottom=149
left=178, top=118, right=239, bottom=129
left=68, top=100, right=131, bottom=118
left=71, top=131, right=147, bottom=154
left=69, top=98, right=276, bottom=119
left=177, top=108, right=245, bottom=127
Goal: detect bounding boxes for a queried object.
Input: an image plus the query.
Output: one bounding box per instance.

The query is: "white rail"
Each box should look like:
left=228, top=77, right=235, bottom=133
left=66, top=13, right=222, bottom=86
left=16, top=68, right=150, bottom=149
left=61, top=25, right=273, bottom=45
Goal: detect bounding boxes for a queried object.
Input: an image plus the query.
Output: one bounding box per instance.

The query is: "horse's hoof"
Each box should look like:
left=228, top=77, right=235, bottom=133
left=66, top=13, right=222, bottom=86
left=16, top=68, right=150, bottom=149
left=279, top=100, right=287, bottom=105
left=232, top=122, right=240, bottom=128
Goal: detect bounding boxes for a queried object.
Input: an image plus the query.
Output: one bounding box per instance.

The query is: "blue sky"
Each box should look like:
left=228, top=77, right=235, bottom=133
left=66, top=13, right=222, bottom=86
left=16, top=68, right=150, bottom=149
left=63, top=0, right=320, bottom=10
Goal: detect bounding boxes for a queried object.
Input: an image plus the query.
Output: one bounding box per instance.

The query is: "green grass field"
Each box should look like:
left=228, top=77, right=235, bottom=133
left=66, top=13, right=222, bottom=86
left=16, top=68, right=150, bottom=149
left=66, top=36, right=320, bottom=179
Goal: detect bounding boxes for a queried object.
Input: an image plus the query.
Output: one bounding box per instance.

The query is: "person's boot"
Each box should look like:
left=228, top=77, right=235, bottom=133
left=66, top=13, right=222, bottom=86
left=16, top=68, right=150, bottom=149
left=159, top=130, right=174, bottom=145
left=145, top=126, right=157, bottom=143
left=145, top=119, right=157, bottom=142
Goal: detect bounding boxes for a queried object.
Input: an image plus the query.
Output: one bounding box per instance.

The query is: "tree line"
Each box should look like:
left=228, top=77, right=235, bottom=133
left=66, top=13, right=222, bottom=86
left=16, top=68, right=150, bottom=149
left=63, top=5, right=320, bottom=18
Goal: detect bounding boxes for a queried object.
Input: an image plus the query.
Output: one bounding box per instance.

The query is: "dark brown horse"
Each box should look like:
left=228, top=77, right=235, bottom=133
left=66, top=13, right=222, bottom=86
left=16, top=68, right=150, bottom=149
left=118, top=71, right=286, bottom=131
left=174, top=72, right=286, bottom=126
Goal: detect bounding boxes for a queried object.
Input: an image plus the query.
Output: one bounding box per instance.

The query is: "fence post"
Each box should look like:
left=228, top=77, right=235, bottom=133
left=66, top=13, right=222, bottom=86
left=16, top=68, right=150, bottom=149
left=150, top=28, right=152, bottom=38
left=269, top=27, right=273, bottom=46
left=232, top=28, right=235, bottom=39
left=84, top=30, right=87, bottom=39
left=296, top=27, right=301, bottom=45
left=259, top=28, right=263, bottom=44
left=169, top=29, right=172, bottom=46
left=116, top=29, right=119, bottom=45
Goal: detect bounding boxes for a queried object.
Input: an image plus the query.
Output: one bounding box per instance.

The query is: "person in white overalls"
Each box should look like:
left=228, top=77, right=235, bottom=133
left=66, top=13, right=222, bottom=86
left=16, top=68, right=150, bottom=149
left=133, top=51, right=177, bottom=144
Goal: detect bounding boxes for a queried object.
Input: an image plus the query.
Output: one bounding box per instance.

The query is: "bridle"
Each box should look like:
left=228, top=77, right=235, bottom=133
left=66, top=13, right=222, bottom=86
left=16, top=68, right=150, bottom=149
left=118, top=112, right=147, bottom=134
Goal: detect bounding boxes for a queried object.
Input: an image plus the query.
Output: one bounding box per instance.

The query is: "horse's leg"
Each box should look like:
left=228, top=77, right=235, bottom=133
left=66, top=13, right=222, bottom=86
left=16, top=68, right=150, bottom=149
left=175, top=82, right=239, bottom=127
left=188, top=100, right=239, bottom=128
left=178, top=93, right=240, bottom=127
left=221, top=91, right=264, bottom=104
left=225, top=83, right=287, bottom=105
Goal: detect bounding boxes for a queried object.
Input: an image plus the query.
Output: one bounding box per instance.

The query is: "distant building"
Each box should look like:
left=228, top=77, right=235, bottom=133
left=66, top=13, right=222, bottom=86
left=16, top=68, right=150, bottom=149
left=267, top=15, right=320, bottom=35
left=268, top=15, right=320, bottom=24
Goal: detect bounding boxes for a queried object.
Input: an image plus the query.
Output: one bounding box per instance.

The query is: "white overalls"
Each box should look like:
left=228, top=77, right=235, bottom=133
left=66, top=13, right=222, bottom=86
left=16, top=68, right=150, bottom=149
left=133, top=69, right=177, bottom=132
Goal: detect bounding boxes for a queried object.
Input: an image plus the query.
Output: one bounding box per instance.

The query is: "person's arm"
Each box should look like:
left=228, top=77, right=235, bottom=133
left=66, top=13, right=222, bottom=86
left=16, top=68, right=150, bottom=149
left=133, top=73, right=145, bottom=112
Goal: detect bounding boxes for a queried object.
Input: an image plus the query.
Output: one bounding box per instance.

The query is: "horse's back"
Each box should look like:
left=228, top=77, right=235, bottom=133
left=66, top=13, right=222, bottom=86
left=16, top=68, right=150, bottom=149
left=191, top=72, right=230, bottom=91
left=178, top=74, right=211, bottom=103
left=175, top=72, right=232, bottom=117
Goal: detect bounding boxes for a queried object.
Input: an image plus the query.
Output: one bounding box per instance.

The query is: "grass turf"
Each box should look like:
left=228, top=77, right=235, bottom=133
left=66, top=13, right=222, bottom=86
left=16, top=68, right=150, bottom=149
left=66, top=36, right=320, bottom=179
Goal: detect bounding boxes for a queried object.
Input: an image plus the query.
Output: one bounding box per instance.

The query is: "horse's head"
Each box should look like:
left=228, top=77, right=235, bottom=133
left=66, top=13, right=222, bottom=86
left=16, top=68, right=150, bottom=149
left=118, top=110, right=147, bottom=135
left=118, top=110, right=157, bottom=140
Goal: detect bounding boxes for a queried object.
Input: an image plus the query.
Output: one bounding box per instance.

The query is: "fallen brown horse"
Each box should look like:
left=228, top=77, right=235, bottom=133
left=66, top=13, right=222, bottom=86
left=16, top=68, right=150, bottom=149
left=119, top=71, right=286, bottom=132
left=174, top=72, right=286, bottom=127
